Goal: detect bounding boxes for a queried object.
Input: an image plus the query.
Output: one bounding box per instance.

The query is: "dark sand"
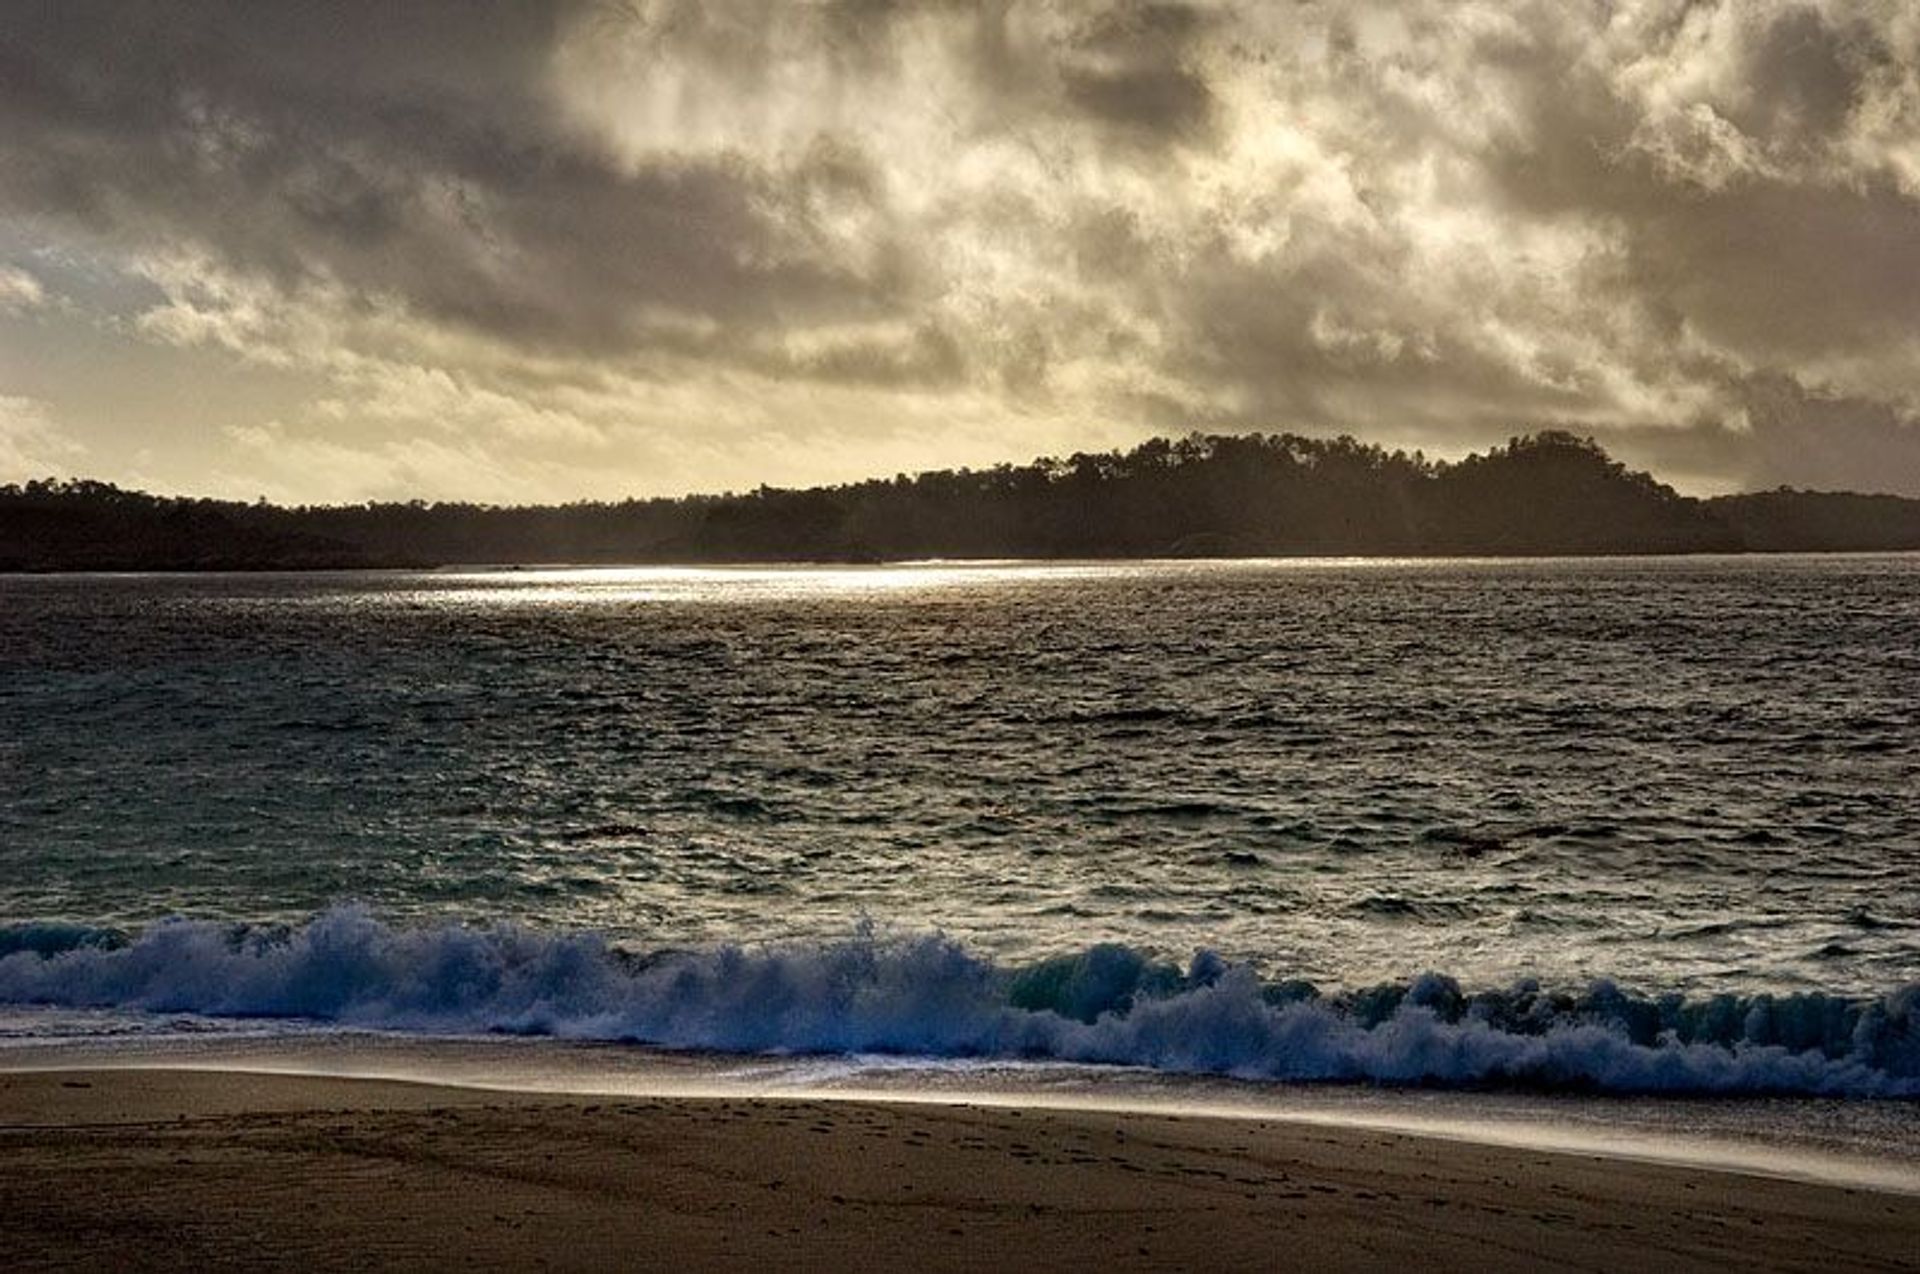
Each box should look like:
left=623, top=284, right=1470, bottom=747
left=1, top=1069, right=1915, bottom=1271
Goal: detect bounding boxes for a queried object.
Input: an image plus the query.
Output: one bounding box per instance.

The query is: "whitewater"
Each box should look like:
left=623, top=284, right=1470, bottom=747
left=2, top=557, right=1917, bottom=1105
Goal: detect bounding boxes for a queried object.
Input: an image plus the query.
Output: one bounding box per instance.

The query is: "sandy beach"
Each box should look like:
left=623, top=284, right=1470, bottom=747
left=1, top=1070, right=1914, bottom=1271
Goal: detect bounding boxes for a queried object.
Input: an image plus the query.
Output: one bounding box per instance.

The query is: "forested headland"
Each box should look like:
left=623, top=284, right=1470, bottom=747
left=5, top=430, right=1919, bottom=570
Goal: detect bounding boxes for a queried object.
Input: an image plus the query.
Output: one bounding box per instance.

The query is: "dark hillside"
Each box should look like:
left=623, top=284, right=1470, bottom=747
left=1426, top=433, right=1741, bottom=554
left=5, top=432, right=1918, bottom=569
left=0, top=480, right=401, bottom=571
left=1708, top=490, right=1920, bottom=552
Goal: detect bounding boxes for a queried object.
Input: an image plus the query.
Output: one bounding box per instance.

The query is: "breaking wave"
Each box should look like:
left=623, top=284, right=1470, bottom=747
left=1, top=908, right=1915, bottom=1096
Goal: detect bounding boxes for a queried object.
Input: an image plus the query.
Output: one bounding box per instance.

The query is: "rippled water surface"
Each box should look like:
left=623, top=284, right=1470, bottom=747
left=3, top=557, right=1917, bottom=996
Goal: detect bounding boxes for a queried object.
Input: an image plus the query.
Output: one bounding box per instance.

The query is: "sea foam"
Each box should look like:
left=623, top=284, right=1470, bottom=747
left=0, top=908, right=1914, bottom=1096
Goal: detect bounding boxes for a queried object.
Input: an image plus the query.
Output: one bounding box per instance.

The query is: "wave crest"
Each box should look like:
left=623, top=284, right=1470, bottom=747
left=1, top=908, right=1915, bottom=1096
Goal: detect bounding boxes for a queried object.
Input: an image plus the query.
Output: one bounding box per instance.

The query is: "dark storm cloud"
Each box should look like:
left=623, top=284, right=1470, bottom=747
left=1057, top=3, right=1217, bottom=145
left=1467, top=4, right=1920, bottom=361
left=1591, top=374, right=1920, bottom=499
left=0, top=0, right=919, bottom=352
left=1062, top=63, right=1213, bottom=143
left=1632, top=180, right=1920, bottom=360
left=1722, top=6, right=1882, bottom=152
left=1735, top=373, right=1920, bottom=494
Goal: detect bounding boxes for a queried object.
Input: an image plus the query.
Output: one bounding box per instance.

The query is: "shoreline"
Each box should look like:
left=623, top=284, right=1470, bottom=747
left=5, top=1031, right=1920, bottom=1197
left=6, top=547, right=1920, bottom=575
left=4, top=1068, right=1916, bottom=1272
left=8, top=1057, right=1920, bottom=1200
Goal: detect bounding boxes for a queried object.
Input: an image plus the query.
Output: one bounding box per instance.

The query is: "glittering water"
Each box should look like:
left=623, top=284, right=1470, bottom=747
left=3, top=556, right=1915, bottom=1001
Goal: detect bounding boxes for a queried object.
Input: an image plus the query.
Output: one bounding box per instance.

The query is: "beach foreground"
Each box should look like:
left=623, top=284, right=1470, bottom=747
left=1, top=1071, right=1915, bottom=1271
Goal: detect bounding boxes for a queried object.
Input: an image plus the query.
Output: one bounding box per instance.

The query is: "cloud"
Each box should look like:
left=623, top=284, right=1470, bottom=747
left=0, top=1, right=920, bottom=355
left=3, top=0, right=1920, bottom=498
left=1734, top=371, right=1920, bottom=494
left=0, top=264, right=45, bottom=313
left=1056, top=3, right=1219, bottom=146
left=0, top=396, right=84, bottom=480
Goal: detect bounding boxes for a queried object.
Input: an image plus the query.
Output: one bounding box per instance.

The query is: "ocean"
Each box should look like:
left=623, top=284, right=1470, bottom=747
left=2, top=557, right=1918, bottom=1111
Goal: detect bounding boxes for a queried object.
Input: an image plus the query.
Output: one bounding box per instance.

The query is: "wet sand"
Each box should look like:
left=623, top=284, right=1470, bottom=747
left=1, top=1069, right=1915, bottom=1271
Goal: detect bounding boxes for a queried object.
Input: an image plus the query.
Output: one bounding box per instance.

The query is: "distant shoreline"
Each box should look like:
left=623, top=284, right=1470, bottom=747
left=10, top=432, right=1920, bottom=570
left=6, top=545, right=1920, bottom=576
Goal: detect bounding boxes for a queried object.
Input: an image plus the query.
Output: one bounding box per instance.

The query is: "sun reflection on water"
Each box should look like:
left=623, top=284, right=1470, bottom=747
left=405, top=558, right=1477, bottom=607
left=418, top=562, right=1101, bottom=605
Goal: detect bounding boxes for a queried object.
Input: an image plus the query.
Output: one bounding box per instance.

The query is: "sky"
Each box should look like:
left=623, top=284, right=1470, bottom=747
left=3, top=0, right=1920, bottom=503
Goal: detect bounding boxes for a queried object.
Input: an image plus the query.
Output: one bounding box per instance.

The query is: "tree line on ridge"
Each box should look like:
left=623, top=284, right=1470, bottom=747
left=4, top=430, right=1918, bottom=570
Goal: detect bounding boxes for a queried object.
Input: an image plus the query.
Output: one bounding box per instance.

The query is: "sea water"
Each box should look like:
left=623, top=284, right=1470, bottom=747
left=1, top=557, right=1917, bottom=1101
